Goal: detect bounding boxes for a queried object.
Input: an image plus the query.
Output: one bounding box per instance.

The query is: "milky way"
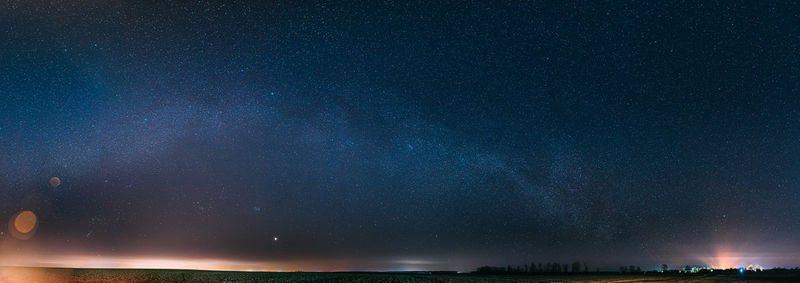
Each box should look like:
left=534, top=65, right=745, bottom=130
left=1, top=1, right=800, bottom=271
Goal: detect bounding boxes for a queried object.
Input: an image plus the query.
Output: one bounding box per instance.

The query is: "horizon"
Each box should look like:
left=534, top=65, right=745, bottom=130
left=2, top=1, right=800, bottom=274
left=0, top=260, right=797, bottom=274
left=0, top=244, right=796, bottom=272
left=0, top=256, right=797, bottom=273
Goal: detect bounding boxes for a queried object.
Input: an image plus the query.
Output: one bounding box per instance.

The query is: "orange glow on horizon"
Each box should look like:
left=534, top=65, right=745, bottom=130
left=700, top=245, right=742, bottom=269
left=0, top=256, right=306, bottom=272
left=0, top=254, right=443, bottom=272
left=696, top=244, right=774, bottom=270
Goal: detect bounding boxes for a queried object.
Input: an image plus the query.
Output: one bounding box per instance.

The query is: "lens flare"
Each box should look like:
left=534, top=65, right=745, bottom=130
left=49, top=177, right=61, bottom=188
left=9, top=211, right=38, bottom=240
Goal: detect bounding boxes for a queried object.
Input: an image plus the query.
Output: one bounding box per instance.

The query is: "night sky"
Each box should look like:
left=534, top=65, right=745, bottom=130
left=2, top=1, right=800, bottom=272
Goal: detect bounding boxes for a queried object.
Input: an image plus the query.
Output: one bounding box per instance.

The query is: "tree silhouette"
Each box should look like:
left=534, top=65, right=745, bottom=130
left=572, top=261, right=581, bottom=273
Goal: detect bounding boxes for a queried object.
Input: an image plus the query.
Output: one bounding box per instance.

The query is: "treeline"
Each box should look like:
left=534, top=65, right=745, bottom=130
left=474, top=261, right=591, bottom=274
left=618, top=265, right=643, bottom=273
left=474, top=263, right=800, bottom=275
left=474, top=262, right=650, bottom=275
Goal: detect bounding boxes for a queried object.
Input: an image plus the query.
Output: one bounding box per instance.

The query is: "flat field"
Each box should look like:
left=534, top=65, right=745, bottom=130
left=1, top=268, right=799, bottom=282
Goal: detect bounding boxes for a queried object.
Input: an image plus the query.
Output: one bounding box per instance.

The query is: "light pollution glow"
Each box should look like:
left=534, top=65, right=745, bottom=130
left=0, top=254, right=448, bottom=272
left=689, top=244, right=799, bottom=270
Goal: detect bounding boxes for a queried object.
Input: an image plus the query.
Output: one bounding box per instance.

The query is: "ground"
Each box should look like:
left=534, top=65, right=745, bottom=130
left=1, top=268, right=799, bottom=282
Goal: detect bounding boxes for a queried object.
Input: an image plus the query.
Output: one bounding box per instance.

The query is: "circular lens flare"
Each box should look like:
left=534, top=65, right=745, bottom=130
left=9, top=211, right=38, bottom=240
left=14, top=211, right=36, bottom=233
left=49, top=177, right=61, bottom=188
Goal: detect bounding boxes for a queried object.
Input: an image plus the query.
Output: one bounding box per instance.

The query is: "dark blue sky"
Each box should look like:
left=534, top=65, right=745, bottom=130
left=1, top=1, right=800, bottom=271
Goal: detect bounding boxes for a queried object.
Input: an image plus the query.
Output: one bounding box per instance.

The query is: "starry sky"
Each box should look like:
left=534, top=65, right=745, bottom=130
left=1, top=0, right=800, bottom=272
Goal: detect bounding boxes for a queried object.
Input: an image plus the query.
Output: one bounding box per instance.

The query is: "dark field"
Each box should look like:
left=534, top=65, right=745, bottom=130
left=2, top=268, right=800, bottom=283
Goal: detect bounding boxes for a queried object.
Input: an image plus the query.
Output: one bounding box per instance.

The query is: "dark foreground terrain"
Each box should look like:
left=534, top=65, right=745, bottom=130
left=2, top=267, right=800, bottom=282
